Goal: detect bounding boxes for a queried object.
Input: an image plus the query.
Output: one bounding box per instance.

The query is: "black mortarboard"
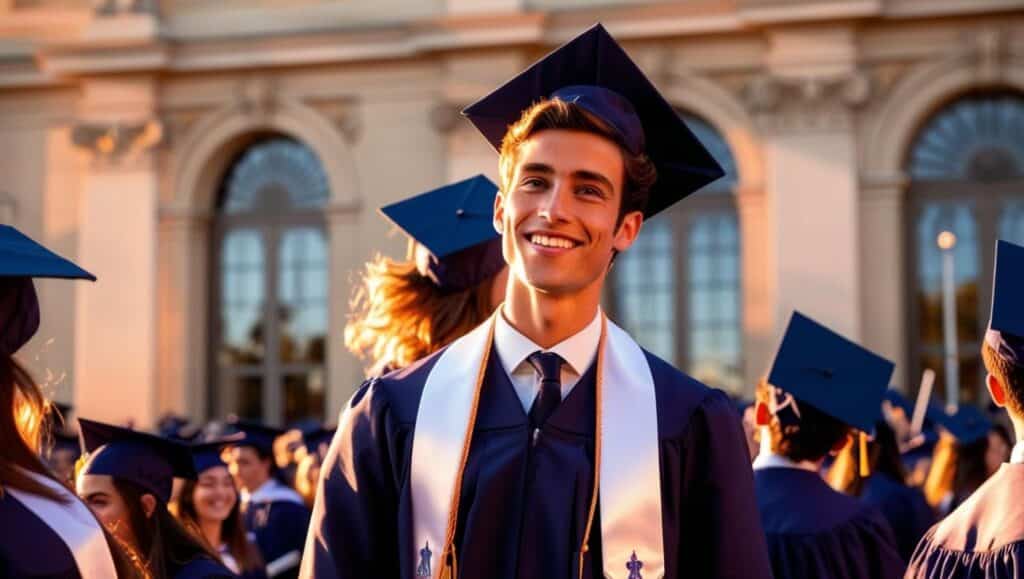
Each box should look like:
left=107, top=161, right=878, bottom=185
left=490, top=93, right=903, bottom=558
left=928, top=404, right=992, bottom=445
left=0, top=226, right=95, bottom=355
left=883, top=389, right=913, bottom=417
left=78, top=418, right=196, bottom=503
left=303, top=427, right=336, bottom=457
left=190, top=434, right=245, bottom=474
left=379, top=175, right=504, bottom=293
left=986, top=239, right=1024, bottom=367
left=767, top=311, right=895, bottom=433
left=225, top=419, right=285, bottom=455
left=462, top=23, right=724, bottom=218
left=50, top=431, right=81, bottom=457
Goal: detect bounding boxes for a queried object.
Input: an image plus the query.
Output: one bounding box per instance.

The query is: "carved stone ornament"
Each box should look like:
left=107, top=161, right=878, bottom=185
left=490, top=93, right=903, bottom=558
left=93, top=0, right=156, bottom=16
left=71, top=119, right=164, bottom=164
left=741, top=70, right=874, bottom=132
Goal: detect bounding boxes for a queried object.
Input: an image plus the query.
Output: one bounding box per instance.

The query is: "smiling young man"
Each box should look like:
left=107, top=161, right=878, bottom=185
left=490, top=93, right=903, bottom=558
left=302, top=25, right=772, bottom=579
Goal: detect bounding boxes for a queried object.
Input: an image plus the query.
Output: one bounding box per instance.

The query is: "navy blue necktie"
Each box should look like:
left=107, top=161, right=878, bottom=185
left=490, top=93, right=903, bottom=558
left=527, top=351, right=564, bottom=430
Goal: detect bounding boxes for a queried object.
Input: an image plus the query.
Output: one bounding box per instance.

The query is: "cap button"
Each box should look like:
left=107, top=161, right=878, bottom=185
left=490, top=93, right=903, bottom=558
left=455, top=209, right=465, bottom=217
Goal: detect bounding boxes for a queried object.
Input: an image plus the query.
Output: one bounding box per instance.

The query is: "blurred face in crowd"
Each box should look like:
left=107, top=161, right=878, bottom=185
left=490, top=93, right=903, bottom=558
left=986, top=429, right=1012, bottom=475
left=77, top=473, right=137, bottom=548
left=193, top=465, right=237, bottom=524
left=226, top=445, right=272, bottom=492
left=50, top=448, right=77, bottom=485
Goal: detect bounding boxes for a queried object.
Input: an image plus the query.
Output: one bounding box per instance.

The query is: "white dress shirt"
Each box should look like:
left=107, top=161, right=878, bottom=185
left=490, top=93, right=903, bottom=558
left=751, top=431, right=821, bottom=473
left=1012, top=440, right=1024, bottom=465
left=493, top=307, right=603, bottom=413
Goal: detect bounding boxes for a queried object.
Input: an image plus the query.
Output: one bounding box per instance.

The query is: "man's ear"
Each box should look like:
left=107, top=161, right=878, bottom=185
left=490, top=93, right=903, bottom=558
left=612, top=211, right=644, bottom=253
left=493, top=189, right=506, bottom=235
left=754, top=401, right=771, bottom=427
left=140, top=493, right=158, bottom=519
left=987, top=373, right=1008, bottom=408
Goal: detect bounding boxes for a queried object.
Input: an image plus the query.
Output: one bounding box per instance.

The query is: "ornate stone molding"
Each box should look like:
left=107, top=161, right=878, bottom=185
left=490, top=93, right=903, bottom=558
left=741, top=70, right=873, bottom=133
left=71, top=119, right=163, bottom=167
left=93, top=0, right=157, bottom=17
left=234, top=76, right=279, bottom=121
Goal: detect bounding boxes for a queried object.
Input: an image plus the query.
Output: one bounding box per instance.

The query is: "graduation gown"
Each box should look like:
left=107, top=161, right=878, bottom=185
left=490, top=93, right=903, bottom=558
left=169, top=556, right=236, bottom=579
left=243, top=481, right=311, bottom=579
left=303, top=344, right=772, bottom=578
left=906, top=463, right=1024, bottom=578
left=0, top=490, right=86, bottom=579
left=755, top=466, right=906, bottom=579
left=860, top=473, right=935, bottom=561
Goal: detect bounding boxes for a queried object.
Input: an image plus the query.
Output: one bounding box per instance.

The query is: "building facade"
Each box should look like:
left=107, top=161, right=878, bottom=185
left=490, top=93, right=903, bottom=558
left=0, top=0, right=1022, bottom=427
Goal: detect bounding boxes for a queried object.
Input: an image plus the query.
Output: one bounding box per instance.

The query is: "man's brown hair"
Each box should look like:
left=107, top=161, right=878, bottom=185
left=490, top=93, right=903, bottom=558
left=498, top=98, right=657, bottom=224
left=755, top=379, right=851, bottom=464
left=981, top=340, right=1024, bottom=416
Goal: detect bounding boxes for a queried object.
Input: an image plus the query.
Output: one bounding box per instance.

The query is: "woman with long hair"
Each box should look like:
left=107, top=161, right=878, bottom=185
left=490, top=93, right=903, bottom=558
left=0, top=226, right=141, bottom=578
left=76, top=418, right=234, bottom=579
left=344, top=175, right=508, bottom=376
left=922, top=404, right=994, bottom=517
left=174, top=441, right=266, bottom=578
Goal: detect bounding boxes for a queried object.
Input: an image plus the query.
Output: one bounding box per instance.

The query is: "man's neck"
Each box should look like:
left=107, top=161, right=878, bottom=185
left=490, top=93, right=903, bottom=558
left=502, top=278, right=602, bottom=349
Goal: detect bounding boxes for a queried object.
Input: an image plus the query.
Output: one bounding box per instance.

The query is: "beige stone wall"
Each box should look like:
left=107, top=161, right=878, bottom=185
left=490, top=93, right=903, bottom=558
left=0, top=0, right=1021, bottom=424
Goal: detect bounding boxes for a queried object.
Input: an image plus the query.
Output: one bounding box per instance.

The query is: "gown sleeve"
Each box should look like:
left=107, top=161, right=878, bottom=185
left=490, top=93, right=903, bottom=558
left=300, top=379, right=402, bottom=578
left=907, top=529, right=1024, bottom=579
left=678, top=390, right=774, bottom=579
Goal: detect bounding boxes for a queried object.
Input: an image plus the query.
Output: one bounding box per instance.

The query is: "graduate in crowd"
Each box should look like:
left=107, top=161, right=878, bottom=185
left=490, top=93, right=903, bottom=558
left=907, top=240, right=1024, bottom=578
left=753, top=311, right=905, bottom=579
left=922, top=404, right=993, bottom=517
left=76, top=418, right=233, bottom=579
left=43, top=402, right=81, bottom=487
left=293, top=428, right=333, bottom=509
left=883, top=389, right=938, bottom=486
left=224, top=421, right=310, bottom=579
left=827, top=419, right=935, bottom=561
left=0, top=226, right=140, bottom=579
left=303, top=24, right=772, bottom=579
left=174, top=439, right=267, bottom=578
left=344, top=174, right=508, bottom=377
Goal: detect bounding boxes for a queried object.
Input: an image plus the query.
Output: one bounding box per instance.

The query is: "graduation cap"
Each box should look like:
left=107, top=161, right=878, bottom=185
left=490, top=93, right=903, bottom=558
left=303, top=427, right=335, bottom=457
left=462, top=23, right=724, bottom=218
left=0, top=226, right=95, bottom=356
left=190, top=433, right=244, bottom=474
left=883, top=389, right=913, bottom=417
left=927, top=404, right=993, bottom=445
left=986, top=239, right=1024, bottom=367
left=379, top=175, right=504, bottom=293
left=767, top=311, right=895, bottom=434
left=225, top=419, right=285, bottom=456
left=78, top=418, right=196, bottom=503
left=49, top=430, right=81, bottom=458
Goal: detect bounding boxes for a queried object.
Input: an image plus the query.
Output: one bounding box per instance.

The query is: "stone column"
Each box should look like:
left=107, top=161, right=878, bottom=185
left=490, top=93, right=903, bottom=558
left=71, top=79, right=163, bottom=428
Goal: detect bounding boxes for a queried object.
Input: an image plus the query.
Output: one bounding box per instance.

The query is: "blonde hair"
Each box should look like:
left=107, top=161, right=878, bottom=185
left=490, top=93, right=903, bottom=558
left=344, top=253, right=499, bottom=376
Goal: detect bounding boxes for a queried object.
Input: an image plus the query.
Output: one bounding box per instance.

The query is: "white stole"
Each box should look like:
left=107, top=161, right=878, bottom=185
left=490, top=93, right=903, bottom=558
left=408, top=313, right=665, bottom=578
left=6, top=468, right=117, bottom=578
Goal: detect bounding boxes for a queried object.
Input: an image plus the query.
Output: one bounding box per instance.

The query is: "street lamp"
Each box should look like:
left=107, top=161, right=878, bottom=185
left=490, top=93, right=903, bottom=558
left=937, top=231, right=959, bottom=413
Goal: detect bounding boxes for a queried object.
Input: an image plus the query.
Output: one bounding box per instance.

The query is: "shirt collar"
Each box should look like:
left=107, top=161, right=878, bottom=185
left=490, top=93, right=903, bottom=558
left=1012, top=440, right=1024, bottom=465
left=493, top=307, right=603, bottom=379
left=752, top=431, right=821, bottom=473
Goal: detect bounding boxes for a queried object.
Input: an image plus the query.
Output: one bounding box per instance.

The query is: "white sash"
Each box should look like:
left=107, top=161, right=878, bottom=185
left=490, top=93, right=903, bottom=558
left=409, top=314, right=665, bottom=578
left=6, top=468, right=117, bottom=578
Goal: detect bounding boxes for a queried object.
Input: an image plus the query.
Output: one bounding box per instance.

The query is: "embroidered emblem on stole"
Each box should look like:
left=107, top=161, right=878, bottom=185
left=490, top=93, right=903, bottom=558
left=416, top=542, right=432, bottom=577
left=626, top=551, right=643, bottom=579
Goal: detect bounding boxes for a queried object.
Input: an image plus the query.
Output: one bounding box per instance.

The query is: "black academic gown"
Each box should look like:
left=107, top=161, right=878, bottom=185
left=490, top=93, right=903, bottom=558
left=0, top=490, right=90, bottom=579
left=755, top=466, right=906, bottom=579
left=303, top=344, right=773, bottom=578
left=170, top=556, right=236, bottom=579
left=906, top=463, right=1024, bottom=578
left=860, top=473, right=936, bottom=561
left=244, top=484, right=311, bottom=579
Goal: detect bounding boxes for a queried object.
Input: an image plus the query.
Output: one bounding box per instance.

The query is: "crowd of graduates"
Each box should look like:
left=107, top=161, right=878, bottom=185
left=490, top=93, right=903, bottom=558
left=5, top=22, right=1024, bottom=579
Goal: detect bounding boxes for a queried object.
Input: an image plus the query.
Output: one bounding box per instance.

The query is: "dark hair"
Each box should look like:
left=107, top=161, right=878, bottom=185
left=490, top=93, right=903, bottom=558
left=499, top=98, right=657, bottom=225
left=952, top=436, right=989, bottom=503
left=175, top=477, right=264, bottom=573
left=114, top=479, right=220, bottom=579
left=828, top=420, right=907, bottom=496
left=982, top=340, right=1024, bottom=416
left=755, top=379, right=851, bottom=463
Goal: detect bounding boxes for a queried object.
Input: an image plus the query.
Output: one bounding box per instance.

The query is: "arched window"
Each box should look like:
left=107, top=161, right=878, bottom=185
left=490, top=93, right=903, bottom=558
left=211, top=138, right=330, bottom=425
left=611, top=114, right=743, bottom=393
left=907, top=92, right=1024, bottom=405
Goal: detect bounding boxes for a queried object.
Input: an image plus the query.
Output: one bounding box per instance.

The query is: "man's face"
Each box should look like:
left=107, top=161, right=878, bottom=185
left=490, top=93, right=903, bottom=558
left=226, top=445, right=271, bottom=492
left=494, top=129, right=643, bottom=296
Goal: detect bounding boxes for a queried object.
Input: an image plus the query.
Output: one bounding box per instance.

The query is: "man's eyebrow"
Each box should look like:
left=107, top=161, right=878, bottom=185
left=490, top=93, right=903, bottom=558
left=84, top=492, right=108, bottom=501
left=519, top=163, right=555, bottom=175
left=573, top=170, right=615, bottom=193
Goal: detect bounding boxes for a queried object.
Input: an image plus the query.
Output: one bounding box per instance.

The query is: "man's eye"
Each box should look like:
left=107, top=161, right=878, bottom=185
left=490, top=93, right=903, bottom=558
left=579, top=186, right=603, bottom=197
left=521, top=177, right=546, bottom=189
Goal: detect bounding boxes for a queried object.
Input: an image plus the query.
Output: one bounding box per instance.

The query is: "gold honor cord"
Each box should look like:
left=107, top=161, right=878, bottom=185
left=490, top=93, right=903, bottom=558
left=436, top=314, right=610, bottom=579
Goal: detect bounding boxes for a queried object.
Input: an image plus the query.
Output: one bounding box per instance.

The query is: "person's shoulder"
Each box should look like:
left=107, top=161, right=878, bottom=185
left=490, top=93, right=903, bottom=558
left=930, top=464, right=1024, bottom=552
left=172, top=555, right=235, bottom=579
left=350, top=348, right=449, bottom=425
left=641, top=348, right=734, bottom=437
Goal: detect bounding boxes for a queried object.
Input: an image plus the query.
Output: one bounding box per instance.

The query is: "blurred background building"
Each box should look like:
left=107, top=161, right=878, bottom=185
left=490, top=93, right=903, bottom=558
left=0, top=0, right=1022, bottom=427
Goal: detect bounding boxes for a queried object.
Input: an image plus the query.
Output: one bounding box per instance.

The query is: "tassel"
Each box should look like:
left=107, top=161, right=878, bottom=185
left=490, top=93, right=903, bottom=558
left=439, top=549, right=456, bottom=579
left=858, top=431, right=870, bottom=477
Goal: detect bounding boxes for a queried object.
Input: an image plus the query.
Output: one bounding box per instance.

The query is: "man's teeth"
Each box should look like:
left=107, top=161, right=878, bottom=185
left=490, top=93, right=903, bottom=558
left=530, top=234, right=576, bottom=249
